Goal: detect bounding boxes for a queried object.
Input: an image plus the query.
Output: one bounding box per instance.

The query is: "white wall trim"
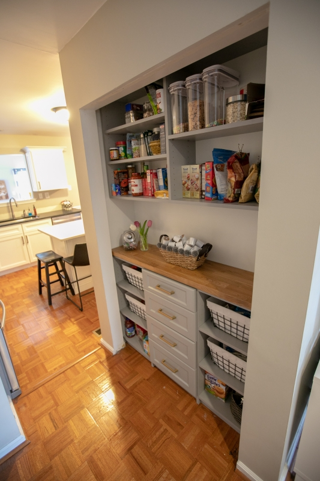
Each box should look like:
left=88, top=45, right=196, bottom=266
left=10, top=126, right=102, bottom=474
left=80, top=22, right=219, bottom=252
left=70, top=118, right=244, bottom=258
left=0, top=434, right=26, bottom=460
left=236, top=461, right=264, bottom=481
left=100, top=338, right=116, bottom=355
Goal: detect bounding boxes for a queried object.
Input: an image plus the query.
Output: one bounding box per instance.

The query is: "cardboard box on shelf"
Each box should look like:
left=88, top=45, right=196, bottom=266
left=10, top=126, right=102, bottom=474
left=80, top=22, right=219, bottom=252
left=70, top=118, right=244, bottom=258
left=190, top=164, right=201, bottom=199
left=181, top=165, right=191, bottom=198
left=204, top=371, right=229, bottom=402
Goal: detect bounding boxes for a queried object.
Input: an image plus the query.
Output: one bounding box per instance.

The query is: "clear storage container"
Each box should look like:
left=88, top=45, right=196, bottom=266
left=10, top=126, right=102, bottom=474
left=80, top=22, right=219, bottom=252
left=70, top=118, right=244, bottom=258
left=168, top=81, right=188, bottom=134
left=226, top=94, right=247, bottom=123
left=202, top=65, right=240, bottom=127
left=185, top=74, right=204, bottom=131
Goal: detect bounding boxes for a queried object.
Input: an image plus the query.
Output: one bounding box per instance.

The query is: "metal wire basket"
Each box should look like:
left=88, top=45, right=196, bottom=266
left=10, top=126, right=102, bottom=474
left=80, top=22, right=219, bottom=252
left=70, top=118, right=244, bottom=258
left=125, top=293, right=146, bottom=321
left=207, top=338, right=247, bottom=383
left=206, top=297, right=250, bottom=342
left=122, top=265, right=144, bottom=291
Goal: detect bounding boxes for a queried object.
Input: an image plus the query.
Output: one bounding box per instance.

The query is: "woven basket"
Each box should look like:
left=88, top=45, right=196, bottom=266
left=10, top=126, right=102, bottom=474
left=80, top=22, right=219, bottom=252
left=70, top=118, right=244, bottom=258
left=230, top=392, right=243, bottom=425
left=149, top=140, right=161, bottom=155
left=158, top=249, right=207, bottom=270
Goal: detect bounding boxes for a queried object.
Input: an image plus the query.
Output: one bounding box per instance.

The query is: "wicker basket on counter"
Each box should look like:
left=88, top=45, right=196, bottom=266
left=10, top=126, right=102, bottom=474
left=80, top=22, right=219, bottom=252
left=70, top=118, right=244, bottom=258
left=157, top=235, right=212, bottom=270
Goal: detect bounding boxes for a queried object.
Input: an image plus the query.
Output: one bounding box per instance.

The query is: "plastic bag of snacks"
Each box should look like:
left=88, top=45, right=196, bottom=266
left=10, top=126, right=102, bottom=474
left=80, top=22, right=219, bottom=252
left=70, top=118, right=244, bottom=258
left=212, top=148, right=236, bottom=201
left=239, top=163, right=260, bottom=203
left=255, top=170, right=261, bottom=203
left=224, top=152, right=250, bottom=203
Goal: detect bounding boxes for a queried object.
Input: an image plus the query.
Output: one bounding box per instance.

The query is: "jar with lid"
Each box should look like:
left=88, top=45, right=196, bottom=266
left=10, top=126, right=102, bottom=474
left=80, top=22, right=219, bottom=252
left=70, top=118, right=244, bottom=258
left=139, top=134, right=147, bottom=157
left=109, top=147, right=119, bottom=161
left=168, top=81, right=188, bottom=134
left=202, top=64, right=239, bottom=127
left=131, top=172, right=143, bottom=196
left=125, top=318, right=135, bottom=337
left=115, top=141, right=126, bottom=159
left=226, top=94, right=247, bottom=123
left=185, top=74, right=204, bottom=131
left=143, top=102, right=153, bottom=118
left=127, top=164, right=135, bottom=195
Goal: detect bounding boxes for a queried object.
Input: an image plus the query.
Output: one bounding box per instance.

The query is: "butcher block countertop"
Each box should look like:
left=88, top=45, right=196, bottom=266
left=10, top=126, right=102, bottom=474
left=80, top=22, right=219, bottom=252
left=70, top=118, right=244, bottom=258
left=112, top=245, right=254, bottom=310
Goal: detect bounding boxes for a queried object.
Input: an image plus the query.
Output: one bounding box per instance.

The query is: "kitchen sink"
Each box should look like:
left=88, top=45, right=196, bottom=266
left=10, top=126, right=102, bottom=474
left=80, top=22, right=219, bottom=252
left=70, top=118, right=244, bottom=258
left=0, top=216, right=39, bottom=226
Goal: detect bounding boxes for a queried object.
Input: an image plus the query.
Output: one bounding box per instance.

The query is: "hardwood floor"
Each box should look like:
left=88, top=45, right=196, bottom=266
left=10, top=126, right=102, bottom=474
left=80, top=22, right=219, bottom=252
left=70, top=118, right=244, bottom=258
left=0, top=266, right=251, bottom=480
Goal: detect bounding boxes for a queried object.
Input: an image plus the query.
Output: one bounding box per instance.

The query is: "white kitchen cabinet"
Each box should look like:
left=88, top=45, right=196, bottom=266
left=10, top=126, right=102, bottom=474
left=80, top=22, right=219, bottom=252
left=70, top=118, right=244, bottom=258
left=0, top=219, right=53, bottom=272
left=22, top=147, right=68, bottom=191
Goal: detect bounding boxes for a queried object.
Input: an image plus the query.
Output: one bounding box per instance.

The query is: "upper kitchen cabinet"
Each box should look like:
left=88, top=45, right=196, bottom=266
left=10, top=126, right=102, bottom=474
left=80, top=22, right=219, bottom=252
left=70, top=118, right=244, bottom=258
left=22, top=147, right=69, bottom=192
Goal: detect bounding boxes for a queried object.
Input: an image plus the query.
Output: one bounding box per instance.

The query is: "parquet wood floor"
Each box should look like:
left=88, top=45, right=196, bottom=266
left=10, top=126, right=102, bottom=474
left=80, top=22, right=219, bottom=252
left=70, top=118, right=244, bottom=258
left=0, top=266, right=251, bottom=481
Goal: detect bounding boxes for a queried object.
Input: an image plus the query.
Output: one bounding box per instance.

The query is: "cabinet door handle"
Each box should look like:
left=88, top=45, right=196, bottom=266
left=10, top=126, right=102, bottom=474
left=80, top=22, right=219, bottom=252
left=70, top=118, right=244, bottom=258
left=21, top=236, right=24, bottom=245
left=155, top=285, right=175, bottom=296
left=26, top=235, right=29, bottom=244
left=158, top=308, right=176, bottom=320
left=161, top=359, right=178, bottom=373
left=38, top=181, right=41, bottom=190
left=159, top=334, right=177, bottom=348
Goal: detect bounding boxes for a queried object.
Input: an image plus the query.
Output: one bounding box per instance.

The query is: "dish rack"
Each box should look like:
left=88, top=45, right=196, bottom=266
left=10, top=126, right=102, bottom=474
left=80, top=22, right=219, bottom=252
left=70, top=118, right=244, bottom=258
left=206, top=297, right=250, bottom=342
left=207, top=338, right=247, bottom=383
left=122, top=265, right=144, bottom=291
left=125, top=293, right=147, bottom=321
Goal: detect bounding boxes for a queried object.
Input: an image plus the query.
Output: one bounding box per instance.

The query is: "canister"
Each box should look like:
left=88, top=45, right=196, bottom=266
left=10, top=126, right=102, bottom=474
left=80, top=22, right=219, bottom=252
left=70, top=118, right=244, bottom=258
left=127, top=164, right=135, bottom=195
left=168, top=81, right=188, bottom=134
left=202, top=64, right=240, bottom=127
left=115, top=141, right=127, bottom=159
left=226, top=94, right=247, bottom=123
left=109, top=147, right=119, bottom=161
left=185, top=74, right=204, bottom=131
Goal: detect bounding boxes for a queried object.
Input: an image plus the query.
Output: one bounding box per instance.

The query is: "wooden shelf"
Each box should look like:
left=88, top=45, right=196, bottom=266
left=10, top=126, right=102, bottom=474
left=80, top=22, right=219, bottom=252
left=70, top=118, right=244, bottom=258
left=117, top=279, right=145, bottom=300
left=120, top=307, right=147, bottom=331
left=199, top=320, right=248, bottom=356
left=199, top=353, right=245, bottom=395
left=106, top=113, right=165, bottom=135
left=168, top=117, right=263, bottom=141
left=113, top=245, right=253, bottom=310
left=198, top=389, right=240, bottom=433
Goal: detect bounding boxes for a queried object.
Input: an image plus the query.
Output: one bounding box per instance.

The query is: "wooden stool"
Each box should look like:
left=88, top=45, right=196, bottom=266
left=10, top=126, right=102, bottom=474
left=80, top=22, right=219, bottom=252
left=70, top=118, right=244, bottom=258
left=36, top=250, right=73, bottom=306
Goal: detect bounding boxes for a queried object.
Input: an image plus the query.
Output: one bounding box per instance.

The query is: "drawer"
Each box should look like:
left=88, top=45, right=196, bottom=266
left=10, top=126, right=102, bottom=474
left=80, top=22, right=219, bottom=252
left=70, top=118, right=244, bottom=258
left=145, top=291, right=196, bottom=341
left=150, top=339, right=196, bottom=397
left=148, top=316, right=196, bottom=369
left=143, top=269, right=196, bottom=312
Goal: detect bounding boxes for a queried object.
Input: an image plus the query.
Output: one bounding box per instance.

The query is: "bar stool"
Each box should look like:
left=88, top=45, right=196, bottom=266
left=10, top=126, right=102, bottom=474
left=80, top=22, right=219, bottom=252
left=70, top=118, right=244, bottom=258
left=36, top=250, right=73, bottom=306
left=64, top=243, right=93, bottom=311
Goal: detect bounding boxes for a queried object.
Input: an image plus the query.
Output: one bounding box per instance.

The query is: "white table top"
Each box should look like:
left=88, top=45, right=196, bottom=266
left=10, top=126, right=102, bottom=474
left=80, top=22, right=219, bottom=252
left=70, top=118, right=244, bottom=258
left=38, top=219, right=85, bottom=241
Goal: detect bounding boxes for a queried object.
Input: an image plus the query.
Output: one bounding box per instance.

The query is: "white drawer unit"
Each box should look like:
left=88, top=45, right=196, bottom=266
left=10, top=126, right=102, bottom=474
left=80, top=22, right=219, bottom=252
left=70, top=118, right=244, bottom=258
left=145, top=290, right=197, bottom=342
left=150, top=339, right=196, bottom=397
left=148, top=316, right=196, bottom=368
left=143, top=269, right=197, bottom=312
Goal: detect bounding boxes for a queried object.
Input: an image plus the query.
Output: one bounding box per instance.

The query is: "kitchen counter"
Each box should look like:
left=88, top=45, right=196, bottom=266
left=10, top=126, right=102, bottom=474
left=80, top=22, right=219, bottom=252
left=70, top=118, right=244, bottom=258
left=0, top=208, right=81, bottom=227
left=38, top=219, right=84, bottom=241
left=112, top=244, right=254, bottom=310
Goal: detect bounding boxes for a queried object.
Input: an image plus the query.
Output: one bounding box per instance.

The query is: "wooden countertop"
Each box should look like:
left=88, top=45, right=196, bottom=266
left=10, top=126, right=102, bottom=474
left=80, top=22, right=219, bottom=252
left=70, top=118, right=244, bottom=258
left=112, top=245, right=254, bottom=310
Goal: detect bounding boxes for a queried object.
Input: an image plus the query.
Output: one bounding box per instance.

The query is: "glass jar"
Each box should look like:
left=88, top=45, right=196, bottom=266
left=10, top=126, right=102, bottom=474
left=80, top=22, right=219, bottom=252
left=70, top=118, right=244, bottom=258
left=109, top=147, right=119, bottom=161
left=185, top=74, right=204, bottom=131
left=115, top=141, right=126, bottom=159
left=143, top=102, right=153, bottom=118
left=202, top=64, right=240, bottom=127
left=226, top=94, right=247, bottom=123
left=126, top=164, right=135, bottom=195
left=168, top=81, right=188, bottom=134
left=121, top=229, right=138, bottom=250
left=131, top=172, right=143, bottom=196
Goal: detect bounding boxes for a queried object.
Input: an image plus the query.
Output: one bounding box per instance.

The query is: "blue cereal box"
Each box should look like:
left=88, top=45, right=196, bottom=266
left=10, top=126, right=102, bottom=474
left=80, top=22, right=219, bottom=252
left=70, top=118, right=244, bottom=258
left=157, top=168, right=168, bottom=190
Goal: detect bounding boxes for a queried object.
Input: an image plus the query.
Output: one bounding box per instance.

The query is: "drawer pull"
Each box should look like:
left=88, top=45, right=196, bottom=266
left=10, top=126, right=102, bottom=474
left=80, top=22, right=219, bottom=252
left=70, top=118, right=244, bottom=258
left=159, top=334, right=177, bottom=348
left=161, top=359, right=178, bottom=373
left=155, top=285, right=175, bottom=296
left=158, top=308, right=176, bottom=320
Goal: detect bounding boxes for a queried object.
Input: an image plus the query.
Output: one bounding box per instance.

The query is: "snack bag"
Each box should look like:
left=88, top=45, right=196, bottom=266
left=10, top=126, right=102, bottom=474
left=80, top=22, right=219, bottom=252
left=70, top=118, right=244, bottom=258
left=255, top=170, right=261, bottom=203
left=224, top=152, right=250, bottom=203
left=212, top=148, right=235, bottom=201
left=239, top=163, right=260, bottom=203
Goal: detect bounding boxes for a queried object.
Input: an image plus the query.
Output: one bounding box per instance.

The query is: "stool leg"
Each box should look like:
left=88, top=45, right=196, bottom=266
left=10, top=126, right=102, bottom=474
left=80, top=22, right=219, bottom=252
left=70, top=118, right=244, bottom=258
left=59, top=260, right=75, bottom=297
left=53, top=261, right=64, bottom=287
left=38, top=259, right=42, bottom=295
left=45, top=262, right=52, bottom=306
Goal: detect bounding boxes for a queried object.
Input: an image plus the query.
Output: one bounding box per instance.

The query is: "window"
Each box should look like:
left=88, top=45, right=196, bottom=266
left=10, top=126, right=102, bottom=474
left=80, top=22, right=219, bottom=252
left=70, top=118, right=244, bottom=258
left=0, top=154, right=33, bottom=203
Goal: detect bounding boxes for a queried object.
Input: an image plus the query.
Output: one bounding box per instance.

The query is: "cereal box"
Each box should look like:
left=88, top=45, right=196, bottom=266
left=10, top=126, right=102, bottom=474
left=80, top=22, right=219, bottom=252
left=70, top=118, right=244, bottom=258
left=190, top=165, right=201, bottom=199
left=205, top=161, right=218, bottom=201
left=181, top=165, right=191, bottom=198
left=204, top=371, right=229, bottom=402
left=201, top=163, right=206, bottom=199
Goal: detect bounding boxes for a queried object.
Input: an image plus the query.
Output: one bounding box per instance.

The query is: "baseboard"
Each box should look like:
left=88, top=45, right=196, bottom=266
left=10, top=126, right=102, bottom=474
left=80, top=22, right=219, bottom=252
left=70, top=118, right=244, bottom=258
left=236, top=462, right=264, bottom=481
left=0, top=434, right=26, bottom=460
left=100, top=338, right=116, bottom=354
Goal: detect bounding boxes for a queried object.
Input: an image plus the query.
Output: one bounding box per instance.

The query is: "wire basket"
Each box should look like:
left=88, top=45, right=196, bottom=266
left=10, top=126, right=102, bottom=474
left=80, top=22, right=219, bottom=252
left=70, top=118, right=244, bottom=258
left=122, top=265, right=144, bottom=291
left=206, top=298, right=250, bottom=342
left=125, top=293, right=147, bottom=321
left=230, top=392, right=243, bottom=425
left=207, top=338, right=247, bottom=383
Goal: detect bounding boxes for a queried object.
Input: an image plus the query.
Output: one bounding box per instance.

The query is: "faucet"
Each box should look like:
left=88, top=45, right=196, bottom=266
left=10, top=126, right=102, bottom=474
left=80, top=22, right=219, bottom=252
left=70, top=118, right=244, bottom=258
left=9, top=198, right=18, bottom=219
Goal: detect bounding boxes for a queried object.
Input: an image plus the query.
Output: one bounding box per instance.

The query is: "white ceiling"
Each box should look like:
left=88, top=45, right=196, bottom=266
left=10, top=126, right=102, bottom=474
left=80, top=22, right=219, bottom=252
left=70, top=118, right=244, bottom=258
left=0, top=0, right=108, bottom=136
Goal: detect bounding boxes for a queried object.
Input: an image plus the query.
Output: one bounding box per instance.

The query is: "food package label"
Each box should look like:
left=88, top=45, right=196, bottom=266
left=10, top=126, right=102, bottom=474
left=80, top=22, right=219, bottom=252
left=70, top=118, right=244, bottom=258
left=204, top=371, right=229, bottom=402
left=181, top=165, right=191, bottom=197
left=190, top=165, right=201, bottom=198
left=157, top=168, right=168, bottom=190
left=204, top=161, right=217, bottom=201
left=212, top=148, right=236, bottom=201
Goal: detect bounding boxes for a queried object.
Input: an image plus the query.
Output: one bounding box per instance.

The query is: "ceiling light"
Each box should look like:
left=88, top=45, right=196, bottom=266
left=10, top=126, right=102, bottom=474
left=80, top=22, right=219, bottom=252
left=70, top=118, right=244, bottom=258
left=51, top=106, right=70, bottom=122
